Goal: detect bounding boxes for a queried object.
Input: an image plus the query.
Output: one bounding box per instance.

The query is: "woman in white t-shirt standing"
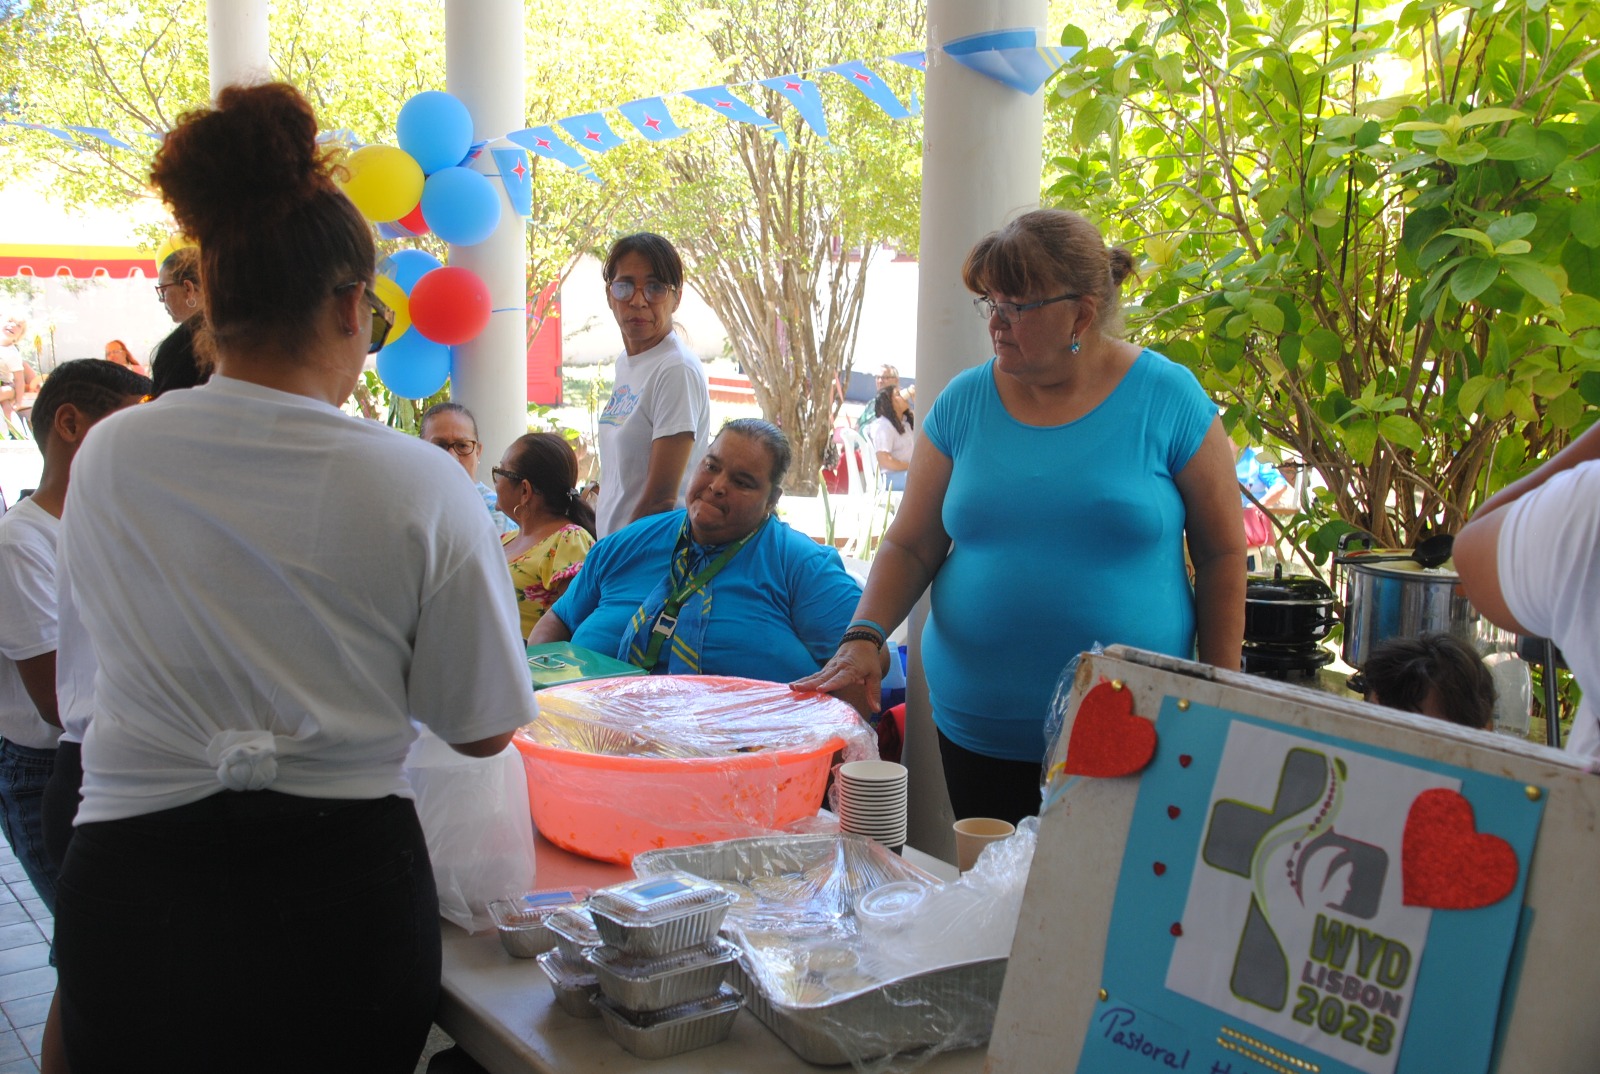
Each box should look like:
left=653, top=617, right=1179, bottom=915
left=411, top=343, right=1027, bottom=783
left=595, top=233, right=711, bottom=536
left=866, top=385, right=915, bottom=491
left=52, top=83, right=535, bottom=1074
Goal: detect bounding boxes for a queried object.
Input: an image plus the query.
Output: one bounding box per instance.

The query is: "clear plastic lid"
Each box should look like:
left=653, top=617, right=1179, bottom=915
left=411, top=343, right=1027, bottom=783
left=490, top=886, right=593, bottom=929
left=589, top=872, right=735, bottom=925
left=586, top=939, right=737, bottom=982
left=537, top=949, right=599, bottom=987
left=547, top=905, right=601, bottom=947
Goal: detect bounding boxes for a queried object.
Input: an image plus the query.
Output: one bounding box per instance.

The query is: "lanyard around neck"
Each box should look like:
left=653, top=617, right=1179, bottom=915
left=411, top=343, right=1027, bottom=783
left=632, top=515, right=768, bottom=672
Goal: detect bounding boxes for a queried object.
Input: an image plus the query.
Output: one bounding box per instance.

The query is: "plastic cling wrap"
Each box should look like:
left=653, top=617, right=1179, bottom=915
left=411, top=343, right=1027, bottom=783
left=512, top=676, right=878, bottom=864
left=634, top=828, right=1038, bottom=1071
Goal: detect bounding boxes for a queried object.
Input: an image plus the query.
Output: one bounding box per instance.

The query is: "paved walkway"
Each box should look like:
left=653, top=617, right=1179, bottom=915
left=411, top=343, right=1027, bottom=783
left=0, top=837, right=51, bottom=1073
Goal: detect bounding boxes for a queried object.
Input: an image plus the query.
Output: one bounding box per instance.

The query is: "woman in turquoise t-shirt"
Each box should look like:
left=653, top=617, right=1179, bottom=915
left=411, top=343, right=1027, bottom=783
left=796, top=209, right=1245, bottom=825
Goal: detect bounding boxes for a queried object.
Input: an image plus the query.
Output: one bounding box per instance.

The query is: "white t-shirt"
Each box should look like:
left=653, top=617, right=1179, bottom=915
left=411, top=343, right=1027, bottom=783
left=1496, top=461, right=1600, bottom=757
left=61, top=375, right=536, bottom=823
left=595, top=331, right=710, bottom=537
left=55, top=568, right=94, bottom=745
left=866, top=415, right=915, bottom=469
left=0, top=344, right=23, bottom=377
left=0, top=497, right=64, bottom=750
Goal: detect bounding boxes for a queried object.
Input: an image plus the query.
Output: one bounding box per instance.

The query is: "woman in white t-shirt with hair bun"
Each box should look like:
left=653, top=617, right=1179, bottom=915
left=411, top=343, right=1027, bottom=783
left=866, top=385, right=915, bottom=491
left=594, top=232, right=711, bottom=536
left=53, top=82, right=535, bottom=1074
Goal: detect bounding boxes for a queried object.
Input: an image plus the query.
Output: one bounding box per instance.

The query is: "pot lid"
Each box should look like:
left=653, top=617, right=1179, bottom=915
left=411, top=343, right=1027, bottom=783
left=1341, top=556, right=1458, bottom=579
left=1246, top=563, right=1334, bottom=602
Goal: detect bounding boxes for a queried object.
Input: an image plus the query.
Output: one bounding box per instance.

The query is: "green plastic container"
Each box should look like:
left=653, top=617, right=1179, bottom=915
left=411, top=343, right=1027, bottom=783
left=526, top=642, right=646, bottom=691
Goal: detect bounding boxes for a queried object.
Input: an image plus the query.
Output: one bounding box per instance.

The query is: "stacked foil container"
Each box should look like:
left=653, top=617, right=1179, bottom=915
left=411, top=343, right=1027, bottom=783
left=578, top=871, right=742, bottom=1058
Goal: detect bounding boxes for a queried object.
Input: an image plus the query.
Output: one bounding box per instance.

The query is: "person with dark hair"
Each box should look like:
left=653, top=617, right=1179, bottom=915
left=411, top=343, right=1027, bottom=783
left=421, top=400, right=517, bottom=534
left=595, top=232, right=711, bottom=536
left=797, top=208, right=1245, bottom=826
left=52, top=83, right=533, bottom=1074
left=0, top=359, right=150, bottom=917
left=148, top=244, right=208, bottom=396
left=102, top=339, right=147, bottom=377
left=1357, top=633, right=1497, bottom=730
left=493, top=432, right=596, bottom=636
left=866, top=384, right=915, bottom=491
left=531, top=419, right=868, bottom=684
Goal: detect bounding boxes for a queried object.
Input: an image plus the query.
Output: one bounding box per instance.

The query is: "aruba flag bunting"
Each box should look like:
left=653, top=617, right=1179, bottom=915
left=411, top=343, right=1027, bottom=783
left=505, top=127, right=601, bottom=184
left=616, top=97, right=687, bottom=142
left=556, top=112, right=626, bottom=154
left=941, top=29, right=1079, bottom=95
left=823, top=61, right=914, bottom=119
left=889, top=51, right=927, bottom=71
left=490, top=146, right=533, bottom=217
left=756, top=75, right=829, bottom=141
left=681, top=86, right=790, bottom=150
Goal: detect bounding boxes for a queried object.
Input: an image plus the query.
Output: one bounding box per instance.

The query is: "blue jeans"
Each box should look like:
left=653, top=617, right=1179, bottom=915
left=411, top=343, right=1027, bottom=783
left=0, top=738, right=57, bottom=914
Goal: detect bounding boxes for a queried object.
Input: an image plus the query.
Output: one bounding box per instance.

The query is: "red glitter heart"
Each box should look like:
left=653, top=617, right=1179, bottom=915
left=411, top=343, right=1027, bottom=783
left=1167, top=805, right=1181, bottom=820
left=1061, top=681, right=1157, bottom=779
left=1179, top=755, right=1192, bottom=768
left=1153, top=862, right=1167, bottom=876
left=1402, top=788, right=1519, bottom=910
left=1169, top=922, right=1183, bottom=937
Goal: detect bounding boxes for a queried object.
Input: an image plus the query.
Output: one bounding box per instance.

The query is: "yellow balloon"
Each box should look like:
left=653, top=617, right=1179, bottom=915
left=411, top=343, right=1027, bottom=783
left=372, top=274, right=411, bottom=341
left=338, top=145, right=425, bottom=224
left=152, top=233, right=194, bottom=270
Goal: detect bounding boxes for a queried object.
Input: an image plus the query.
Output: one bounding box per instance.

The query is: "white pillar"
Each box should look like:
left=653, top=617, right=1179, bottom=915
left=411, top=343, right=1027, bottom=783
left=446, top=0, right=528, bottom=480
left=205, top=0, right=270, bottom=98
left=905, top=0, right=1048, bottom=860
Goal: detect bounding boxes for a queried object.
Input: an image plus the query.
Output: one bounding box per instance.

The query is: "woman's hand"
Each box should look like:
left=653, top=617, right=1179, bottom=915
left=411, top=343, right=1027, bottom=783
left=793, top=639, right=884, bottom=718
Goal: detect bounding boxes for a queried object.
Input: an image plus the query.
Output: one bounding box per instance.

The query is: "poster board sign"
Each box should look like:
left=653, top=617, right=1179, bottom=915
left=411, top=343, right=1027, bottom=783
left=986, top=646, right=1600, bottom=1074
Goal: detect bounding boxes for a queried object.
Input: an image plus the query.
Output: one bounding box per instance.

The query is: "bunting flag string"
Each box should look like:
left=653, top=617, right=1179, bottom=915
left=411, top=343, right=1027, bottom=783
left=4, top=33, right=1078, bottom=191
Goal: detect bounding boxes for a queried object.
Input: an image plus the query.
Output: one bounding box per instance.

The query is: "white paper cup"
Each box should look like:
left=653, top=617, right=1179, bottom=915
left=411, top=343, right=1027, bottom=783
left=953, top=817, right=1016, bottom=872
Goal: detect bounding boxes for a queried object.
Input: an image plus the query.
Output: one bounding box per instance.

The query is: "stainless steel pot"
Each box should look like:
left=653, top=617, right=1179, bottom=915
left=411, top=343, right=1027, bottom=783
left=1337, top=532, right=1481, bottom=666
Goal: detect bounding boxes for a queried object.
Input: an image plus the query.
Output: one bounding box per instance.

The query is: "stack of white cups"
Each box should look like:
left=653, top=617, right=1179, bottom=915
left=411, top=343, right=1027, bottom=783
left=835, top=760, right=909, bottom=850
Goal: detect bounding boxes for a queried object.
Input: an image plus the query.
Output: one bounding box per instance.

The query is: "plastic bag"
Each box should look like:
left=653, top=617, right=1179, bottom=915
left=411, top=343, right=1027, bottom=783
left=405, top=726, right=537, bottom=933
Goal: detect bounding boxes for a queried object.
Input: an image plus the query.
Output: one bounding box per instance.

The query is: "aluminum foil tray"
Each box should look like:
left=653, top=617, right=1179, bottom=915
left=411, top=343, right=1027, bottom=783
left=728, top=955, right=1006, bottom=1066
left=593, top=984, right=743, bottom=1059
left=587, top=939, right=737, bottom=1014
left=536, top=950, right=601, bottom=1019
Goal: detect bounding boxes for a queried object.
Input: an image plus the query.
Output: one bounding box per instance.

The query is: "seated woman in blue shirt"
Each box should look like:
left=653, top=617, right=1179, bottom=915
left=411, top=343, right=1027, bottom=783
left=532, top=419, right=869, bottom=688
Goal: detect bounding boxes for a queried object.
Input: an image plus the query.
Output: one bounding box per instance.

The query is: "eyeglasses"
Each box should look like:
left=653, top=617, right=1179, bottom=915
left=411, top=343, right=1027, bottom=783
left=153, top=283, right=184, bottom=300
left=607, top=279, right=675, bottom=303
left=973, top=292, right=1080, bottom=324
left=491, top=466, right=527, bottom=486
left=336, top=281, right=395, bottom=354
left=429, top=438, right=479, bottom=457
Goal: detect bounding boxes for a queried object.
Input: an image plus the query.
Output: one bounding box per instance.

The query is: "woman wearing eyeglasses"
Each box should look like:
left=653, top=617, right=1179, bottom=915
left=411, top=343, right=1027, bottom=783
left=102, top=339, right=148, bottom=377
left=420, top=401, right=518, bottom=534
left=797, top=209, right=1244, bottom=826
left=492, top=433, right=596, bottom=637
left=594, top=232, right=711, bottom=537
left=148, top=244, right=209, bottom=396
left=50, top=83, right=534, bottom=1073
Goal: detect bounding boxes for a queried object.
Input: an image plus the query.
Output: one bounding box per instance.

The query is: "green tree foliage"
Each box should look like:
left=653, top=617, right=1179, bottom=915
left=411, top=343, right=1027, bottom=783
left=1046, top=0, right=1600, bottom=551
left=644, top=0, right=924, bottom=495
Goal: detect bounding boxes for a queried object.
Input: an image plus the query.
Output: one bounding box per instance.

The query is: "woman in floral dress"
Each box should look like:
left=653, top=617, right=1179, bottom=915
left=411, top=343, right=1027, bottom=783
left=493, top=433, right=597, bottom=638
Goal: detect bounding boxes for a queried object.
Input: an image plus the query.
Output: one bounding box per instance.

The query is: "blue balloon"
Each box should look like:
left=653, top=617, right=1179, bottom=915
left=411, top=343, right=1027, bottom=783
left=420, top=167, right=502, bottom=247
left=379, top=248, right=443, bottom=295
left=376, top=330, right=451, bottom=399
left=397, top=91, right=473, bottom=175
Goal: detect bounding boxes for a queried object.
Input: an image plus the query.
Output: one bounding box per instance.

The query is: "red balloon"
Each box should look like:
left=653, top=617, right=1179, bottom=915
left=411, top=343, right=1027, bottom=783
left=409, top=266, right=491, bottom=345
left=398, top=201, right=430, bottom=236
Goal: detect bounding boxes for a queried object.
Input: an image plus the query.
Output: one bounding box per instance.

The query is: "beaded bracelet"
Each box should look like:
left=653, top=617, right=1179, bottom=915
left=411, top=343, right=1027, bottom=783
left=839, top=628, right=886, bottom=651
left=847, top=618, right=889, bottom=642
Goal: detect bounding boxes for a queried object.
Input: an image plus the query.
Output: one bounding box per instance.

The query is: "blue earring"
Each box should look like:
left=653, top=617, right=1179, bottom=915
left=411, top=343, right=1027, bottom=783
left=1070, top=334, right=1081, bottom=354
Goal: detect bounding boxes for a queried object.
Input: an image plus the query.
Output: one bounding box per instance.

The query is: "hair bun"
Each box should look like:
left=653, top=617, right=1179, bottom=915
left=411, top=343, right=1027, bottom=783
left=1108, top=246, right=1137, bottom=287
left=151, top=82, right=335, bottom=244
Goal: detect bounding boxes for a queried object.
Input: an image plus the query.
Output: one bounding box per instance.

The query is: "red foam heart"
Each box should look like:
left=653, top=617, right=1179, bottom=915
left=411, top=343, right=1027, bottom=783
left=1170, top=922, right=1183, bottom=937
left=1152, top=862, right=1167, bottom=876
left=1061, top=682, right=1157, bottom=778
left=1167, top=805, right=1181, bottom=820
left=1402, top=788, right=1520, bottom=910
left=1179, top=755, right=1192, bottom=768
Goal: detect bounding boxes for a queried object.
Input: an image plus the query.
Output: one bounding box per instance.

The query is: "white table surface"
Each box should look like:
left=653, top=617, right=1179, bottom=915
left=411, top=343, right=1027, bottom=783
left=437, top=833, right=986, bottom=1074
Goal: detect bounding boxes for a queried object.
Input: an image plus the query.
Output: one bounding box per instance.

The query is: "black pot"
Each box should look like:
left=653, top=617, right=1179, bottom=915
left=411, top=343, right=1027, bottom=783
left=1245, top=564, right=1337, bottom=648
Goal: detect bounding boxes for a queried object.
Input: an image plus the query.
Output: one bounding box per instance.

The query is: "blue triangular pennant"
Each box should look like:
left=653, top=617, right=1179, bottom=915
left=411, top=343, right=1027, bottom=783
left=64, top=125, right=134, bottom=150
left=616, top=97, right=687, bottom=142
left=556, top=112, right=625, bottom=154
left=941, top=29, right=1079, bottom=95
left=505, top=127, right=602, bottom=184
left=490, top=146, right=532, bottom=217
left=823, top=61, right=913, bottom=120
left=681, top=86, right=789, bottom=150
left=756, top=75, right=829, bottom=142
left=889, top=51, right=927, bottom=71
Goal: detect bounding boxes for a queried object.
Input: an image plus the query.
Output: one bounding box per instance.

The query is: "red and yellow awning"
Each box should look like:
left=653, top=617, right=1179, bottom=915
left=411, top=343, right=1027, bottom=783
left=0, top=243, right=156, bottom=279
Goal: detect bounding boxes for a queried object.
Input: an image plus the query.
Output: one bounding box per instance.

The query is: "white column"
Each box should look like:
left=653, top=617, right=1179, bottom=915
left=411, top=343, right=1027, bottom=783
left=905, top=0, right=1048, bottom=860
left=446, top=0, right=528, bottom=479
left=205, top=0, right=270, bottom=98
